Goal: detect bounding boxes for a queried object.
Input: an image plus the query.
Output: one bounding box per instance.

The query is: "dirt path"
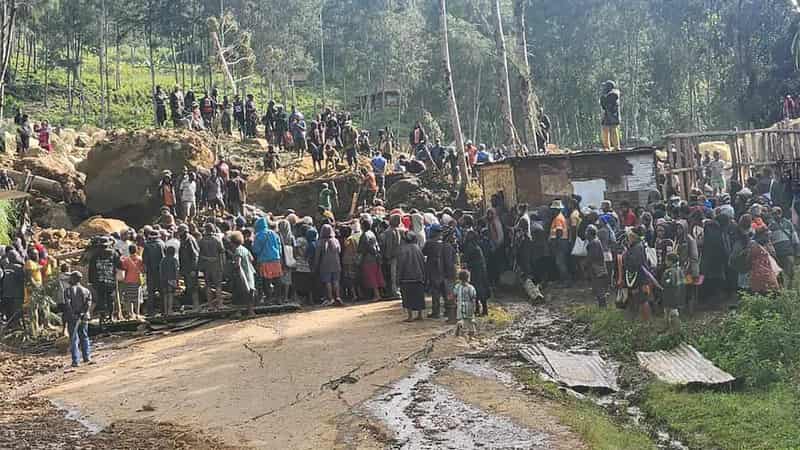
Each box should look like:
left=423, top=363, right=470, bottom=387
left=29, top=299, right=592, bottom=449
left=41, top=302, right=456, bottom=449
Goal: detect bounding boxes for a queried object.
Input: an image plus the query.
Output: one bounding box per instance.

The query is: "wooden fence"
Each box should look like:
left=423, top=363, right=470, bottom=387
left=663, top=124, right=800, bottom=197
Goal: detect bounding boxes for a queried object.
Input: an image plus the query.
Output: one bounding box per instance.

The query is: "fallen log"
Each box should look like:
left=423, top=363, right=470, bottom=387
left=6, top=168, right=64, bottom=200
left=88, top=303, right=303, bottom=336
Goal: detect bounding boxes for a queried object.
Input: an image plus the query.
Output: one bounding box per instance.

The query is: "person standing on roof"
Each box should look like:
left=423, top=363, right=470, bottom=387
left=600, top=80, right=621, bottom=151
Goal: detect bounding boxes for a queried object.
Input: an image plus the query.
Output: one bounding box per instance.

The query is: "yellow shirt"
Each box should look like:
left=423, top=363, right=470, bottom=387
left=25, top=260, right=42, bottom=287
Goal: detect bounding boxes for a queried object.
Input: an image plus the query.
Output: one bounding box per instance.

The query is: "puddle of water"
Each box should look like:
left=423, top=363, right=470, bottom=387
left=49, top=399, right=105, bottom=434
left=450, top=358, right=515, bottom=385
left=365, top=361, right=550, bottom=449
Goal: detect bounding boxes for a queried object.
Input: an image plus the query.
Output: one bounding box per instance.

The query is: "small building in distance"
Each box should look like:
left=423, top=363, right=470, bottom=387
left=477, top=148, right=659, bottom=211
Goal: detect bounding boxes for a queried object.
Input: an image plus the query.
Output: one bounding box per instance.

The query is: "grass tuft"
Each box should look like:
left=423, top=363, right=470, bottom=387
left=517, top=369, right=657, bottom=450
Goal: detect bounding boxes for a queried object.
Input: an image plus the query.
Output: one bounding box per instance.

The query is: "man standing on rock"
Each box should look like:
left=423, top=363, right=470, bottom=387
left=154, top=86, right=168, bottom=127
left=158, top=171, right=176, bottom=215
left=245, top=94, right=258, bottom=138
left=275, top=104, right=289, bottom=147
left=170, top=86, right=184, bottom=127
left=342, top=120, right=359, bottom=172
left=371, top=151, right=387, bottom=199
left=221, top=96, right=233, bottom=135
left=143, top=229, right=166, bottom=316
left=205, top=167, right=226, bottom=214
left=179, top=171, right=198, bottom=221
left=178, top=224, right=200, bottom=310
left=200, top=91, right=217, bottom=131
left=227, top=170, right=247, bottom=217
left=233, top=95, right=245, bottom=137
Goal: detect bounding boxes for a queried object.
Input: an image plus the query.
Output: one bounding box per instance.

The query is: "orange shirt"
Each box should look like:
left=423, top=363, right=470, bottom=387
left=550, top=213, right=567, bottom=239
left=121, top=255, right=144, bottom=284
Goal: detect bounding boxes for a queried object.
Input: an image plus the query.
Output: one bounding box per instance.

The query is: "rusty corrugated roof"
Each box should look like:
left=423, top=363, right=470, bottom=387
left=636, top=344, right=735, bottom=386
left=520, top=345, right=619, bottom=392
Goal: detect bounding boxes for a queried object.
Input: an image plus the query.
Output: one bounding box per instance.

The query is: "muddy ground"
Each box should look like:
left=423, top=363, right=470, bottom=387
left=2, top=289, right=664, bottom=450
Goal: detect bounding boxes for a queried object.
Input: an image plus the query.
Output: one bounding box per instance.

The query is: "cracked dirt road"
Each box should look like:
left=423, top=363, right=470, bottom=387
left=41, top=301, right=458, bottom=449
left=40, top=299, right=590, bottom=449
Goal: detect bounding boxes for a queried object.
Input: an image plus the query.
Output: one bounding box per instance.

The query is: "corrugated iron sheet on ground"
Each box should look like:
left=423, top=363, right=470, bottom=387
left=636, top=344, right=735, bottom=386
left=519, top=344, right=619, bottom=392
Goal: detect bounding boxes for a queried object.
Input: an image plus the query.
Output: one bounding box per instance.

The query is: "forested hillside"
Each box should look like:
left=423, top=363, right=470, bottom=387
left=1, top=0, right=799, bottom=146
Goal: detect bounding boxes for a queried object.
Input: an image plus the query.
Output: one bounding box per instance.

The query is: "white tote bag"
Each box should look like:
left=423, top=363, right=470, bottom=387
left=283, top=245, right=297, bottom=268
left=571, top=237, right=588, bottom=257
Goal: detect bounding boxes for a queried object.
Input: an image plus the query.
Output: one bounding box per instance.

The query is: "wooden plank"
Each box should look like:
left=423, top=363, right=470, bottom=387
left=664, top=128, right=800, bottom=139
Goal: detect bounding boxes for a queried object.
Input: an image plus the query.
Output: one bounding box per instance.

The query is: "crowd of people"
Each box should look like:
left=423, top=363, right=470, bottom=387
left=491, top=163, right=799, bottom=326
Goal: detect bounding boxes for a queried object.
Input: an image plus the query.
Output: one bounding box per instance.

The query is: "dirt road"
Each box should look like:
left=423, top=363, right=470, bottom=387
left=33, top=300, right=588, bottom=449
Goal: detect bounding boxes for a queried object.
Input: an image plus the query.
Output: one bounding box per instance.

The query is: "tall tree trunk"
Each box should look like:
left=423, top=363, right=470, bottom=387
left=77, top=37, right=86, bottom=123
left=320, top=3, right=325, bottom=107
left=98, top=0, right=107, bottom=127
left=66, top=40, right=73, bottom=113
left=515, top=0, right=539, bottom=151
left=493, top=0, right=517, bottom=151
left=472, top=61, right=482, bottom=142
left=171, top=33, right=179, bottom=85
left=0, top=0, right=17, bottom=118
left=115, top=24, right=121, bottom=89
left=43, top=45, right=49, bottom=106
left=147, top=19, right=157, bottom=126
left=439, top=0, right=469, bottom=188
left=25, top=33, right=31, bottom=82
left=210, top=29, right=237, bottom=95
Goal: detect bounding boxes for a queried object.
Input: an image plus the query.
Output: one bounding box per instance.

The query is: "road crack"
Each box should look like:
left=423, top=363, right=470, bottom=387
left=243, top=341, right=265, bottom=368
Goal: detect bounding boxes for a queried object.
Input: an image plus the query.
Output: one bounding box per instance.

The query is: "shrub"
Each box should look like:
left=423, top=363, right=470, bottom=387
left=696, top=291, right=800, bottom=387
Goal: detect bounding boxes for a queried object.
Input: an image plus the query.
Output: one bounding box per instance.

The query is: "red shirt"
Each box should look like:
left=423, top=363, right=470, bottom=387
left=622, top=210, right=637, bottom=227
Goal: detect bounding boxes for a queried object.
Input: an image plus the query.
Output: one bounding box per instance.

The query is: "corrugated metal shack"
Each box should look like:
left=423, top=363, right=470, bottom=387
left=478, top=148, right=658, bottom=210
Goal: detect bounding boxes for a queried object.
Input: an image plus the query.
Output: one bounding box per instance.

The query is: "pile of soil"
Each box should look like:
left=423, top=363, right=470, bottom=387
left=35, top=228, right=89, bottom=256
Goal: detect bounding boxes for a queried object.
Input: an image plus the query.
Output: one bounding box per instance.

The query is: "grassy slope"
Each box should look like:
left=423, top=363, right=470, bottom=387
left=5, top=46, right=331, bottom=130
left=573, top=305, right=800, bottom=450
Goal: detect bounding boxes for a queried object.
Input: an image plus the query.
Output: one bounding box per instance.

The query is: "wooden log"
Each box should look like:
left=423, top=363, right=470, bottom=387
left=6, top=168, right=64, bottom=199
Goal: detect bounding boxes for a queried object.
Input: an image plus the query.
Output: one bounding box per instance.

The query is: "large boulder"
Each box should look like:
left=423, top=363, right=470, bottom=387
left=82, top=129, right=214, bottom=224
left=76, top=217, right=130, bottom=237
left=253, top=174, right=360, bottom=219
left=30, top=197, right=75, bottom=229
left=13, top=153, right=87, bottom=188
left=248, top=172, right=282, bottom=206
left=386, top=177, right=420, bottom=206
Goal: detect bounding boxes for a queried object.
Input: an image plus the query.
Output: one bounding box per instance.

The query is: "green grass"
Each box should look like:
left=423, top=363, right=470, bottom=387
left=571, top=297, right=800, bottom=450
left=517, top=369, right=657, bottom=450
left=571, top=305, right=692, bottom=358
left=0, top=200, right=16, bottom=246
left=485, top=304, right=515, bottom=327
left=643, top=382, right=800, bottom=450
left=6, top=45, right=334, bottom=130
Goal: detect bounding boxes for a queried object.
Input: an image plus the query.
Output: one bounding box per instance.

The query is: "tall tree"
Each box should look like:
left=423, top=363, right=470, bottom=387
left=0, top=0, right=18, bottom=118
left=440, top=0, right=469, bottom=188
left=493, top=0, right=517, bottom=150
left=514, top=0, right=538, bottom=151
